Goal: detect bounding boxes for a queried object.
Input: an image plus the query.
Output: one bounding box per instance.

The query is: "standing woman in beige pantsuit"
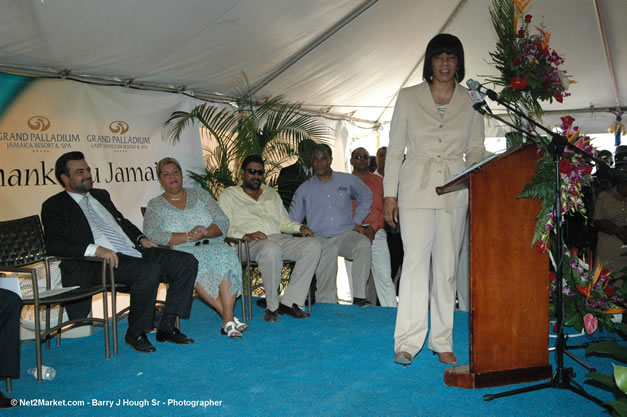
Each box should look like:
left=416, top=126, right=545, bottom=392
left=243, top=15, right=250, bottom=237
left=383, top=34, right=485, bottom=366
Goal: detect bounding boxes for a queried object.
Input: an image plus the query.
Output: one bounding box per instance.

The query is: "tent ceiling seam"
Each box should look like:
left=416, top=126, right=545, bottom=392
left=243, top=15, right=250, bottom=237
left=594, top=0, right=621, bottom=109
left=374, top=0, right=468, bottom=124
left=247, top=0, right=379, bottom=97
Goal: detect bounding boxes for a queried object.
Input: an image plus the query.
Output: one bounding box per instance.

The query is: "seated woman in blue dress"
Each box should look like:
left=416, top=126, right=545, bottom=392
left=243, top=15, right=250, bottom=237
left=143, top=157, right=246, bottom=338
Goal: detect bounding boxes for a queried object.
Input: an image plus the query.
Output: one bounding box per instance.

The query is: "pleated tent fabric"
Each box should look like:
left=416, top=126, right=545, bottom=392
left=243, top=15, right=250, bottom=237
left=0, top=0, right=624, bottom=134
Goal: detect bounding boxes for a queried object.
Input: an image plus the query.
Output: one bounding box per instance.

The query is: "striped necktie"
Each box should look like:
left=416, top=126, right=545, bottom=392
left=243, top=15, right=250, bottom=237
left=82, top=195, right=142, bottom=258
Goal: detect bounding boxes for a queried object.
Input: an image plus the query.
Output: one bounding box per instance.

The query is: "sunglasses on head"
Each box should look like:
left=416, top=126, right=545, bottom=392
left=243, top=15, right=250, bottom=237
left=246, top=168, right=265, bottom=176
left=353, top=154, right=369, bottom=160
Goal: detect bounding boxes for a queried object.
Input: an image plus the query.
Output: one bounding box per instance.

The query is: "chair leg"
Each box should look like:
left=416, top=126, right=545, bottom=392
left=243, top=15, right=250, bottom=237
left=5, top=377, right=11, bottom=393
left=56, top=306, right=64, bottom=346
left=111, top=289, right=119, bottom=355
left=307, top=288, right=312, bottom=314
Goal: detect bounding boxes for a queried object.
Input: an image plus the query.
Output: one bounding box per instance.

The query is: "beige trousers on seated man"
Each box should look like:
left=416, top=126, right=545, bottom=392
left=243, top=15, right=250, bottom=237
left=245, top=234, right=321, bottom=311
left=314, top=230, right=372, bottom=303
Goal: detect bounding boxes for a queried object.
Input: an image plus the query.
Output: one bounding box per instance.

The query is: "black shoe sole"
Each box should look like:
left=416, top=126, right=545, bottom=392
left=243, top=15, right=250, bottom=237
left=125, top=340, right=156, bottom=353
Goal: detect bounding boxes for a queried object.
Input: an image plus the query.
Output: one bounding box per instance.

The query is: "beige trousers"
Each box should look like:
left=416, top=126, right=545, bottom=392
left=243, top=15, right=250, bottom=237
left=314, top=230, right=372, bottom=303
left=246, top=234, right=321, bottom=311
left=394, top=206, right=467, bottom=356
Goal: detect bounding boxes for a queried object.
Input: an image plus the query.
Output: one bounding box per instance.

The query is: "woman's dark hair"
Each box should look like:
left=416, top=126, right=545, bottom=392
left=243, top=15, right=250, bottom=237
left=241, top=154, right=264, bottom=170
left=422, top=33, right=465, bottom=84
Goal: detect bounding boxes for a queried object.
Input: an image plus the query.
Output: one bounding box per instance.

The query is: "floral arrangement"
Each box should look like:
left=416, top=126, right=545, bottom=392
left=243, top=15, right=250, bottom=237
left=488, top=0, right=625, bottom=333
left=521, top=116, right=626, bottom=333
left=553, top=247, right=626, bottom=333
left=487, top=0, right=574, bottom=123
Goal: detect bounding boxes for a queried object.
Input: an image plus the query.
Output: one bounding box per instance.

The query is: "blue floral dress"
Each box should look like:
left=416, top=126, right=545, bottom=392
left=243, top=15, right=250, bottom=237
left=143, top=187, right=242, bottom=297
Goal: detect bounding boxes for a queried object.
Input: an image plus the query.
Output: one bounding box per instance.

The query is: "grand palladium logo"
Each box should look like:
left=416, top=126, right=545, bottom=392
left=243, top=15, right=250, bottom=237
left=109, top=120, right=129, bottom=134
left=27, top=116, right=51, bottom=132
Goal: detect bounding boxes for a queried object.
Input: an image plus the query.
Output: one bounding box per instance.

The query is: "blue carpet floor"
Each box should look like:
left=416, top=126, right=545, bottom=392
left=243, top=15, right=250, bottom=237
left=5, top=298, right=622, bottom=416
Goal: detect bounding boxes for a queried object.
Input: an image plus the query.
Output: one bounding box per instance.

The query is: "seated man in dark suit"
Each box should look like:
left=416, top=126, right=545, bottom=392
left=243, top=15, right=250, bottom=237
left=0, top=288, right=22, bottom=408
left=277, top=138, right=316, bottom=210
left=41, top=151, right=198, bottom=353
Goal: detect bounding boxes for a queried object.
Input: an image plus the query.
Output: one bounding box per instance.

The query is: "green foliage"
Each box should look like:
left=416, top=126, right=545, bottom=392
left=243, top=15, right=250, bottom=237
left=519, top=152, right=555, bottom=246
left=585, top=322, right=627, bottom=415
left=163, top=73, right=332, bottom=198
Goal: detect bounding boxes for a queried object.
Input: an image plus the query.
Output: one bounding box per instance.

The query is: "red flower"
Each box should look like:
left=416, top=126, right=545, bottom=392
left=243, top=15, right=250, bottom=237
left=577, top=285, right=590, bottom=297
left=512, top=56, right=521, bottom=66
left=518, top=29, right=526, bottom=38
left=525, top=14, right=532, bottom=23
left=559, top=159, right=572, bottom=174
left=549, top=272, right=556, bottom=281
left=555, top=94, right=563, bottom=103
left=510, top=76, right=528, bottom=90
left=571, top=247, right=579, bottom=256
left=552, top=322, right=558, bottom=333
left=601, top=268, right=611, bottom=277
left=535, top=40, right=550, bottom=56
left=581, top=165, right=593, bottom=175
left=604, top=286, right=615, bottom=297
left=535, top=240, right=547, bottom=253
left=560, top=116, right=575, bottom=130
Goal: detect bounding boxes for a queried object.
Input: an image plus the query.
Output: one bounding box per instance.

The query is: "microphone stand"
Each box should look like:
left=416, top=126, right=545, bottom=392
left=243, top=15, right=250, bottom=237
left=470, top=95, right=609, bottom=409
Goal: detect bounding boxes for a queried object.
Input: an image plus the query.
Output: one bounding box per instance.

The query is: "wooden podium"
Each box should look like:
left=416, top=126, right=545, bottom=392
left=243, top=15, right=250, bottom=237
left=437, top=144, right=552, bottom=388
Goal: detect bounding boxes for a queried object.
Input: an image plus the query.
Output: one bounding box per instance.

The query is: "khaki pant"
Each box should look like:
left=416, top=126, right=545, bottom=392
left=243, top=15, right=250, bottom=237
left=246, top=234, right=321, bottom=310
left=394, top=206, right=467, bottom=356
left=314, top=230, right=371, bottom=303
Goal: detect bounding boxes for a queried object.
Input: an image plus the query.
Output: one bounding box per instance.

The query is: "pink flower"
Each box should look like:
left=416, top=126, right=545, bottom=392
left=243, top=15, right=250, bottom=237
left=583, top=313, right=598, bottom=334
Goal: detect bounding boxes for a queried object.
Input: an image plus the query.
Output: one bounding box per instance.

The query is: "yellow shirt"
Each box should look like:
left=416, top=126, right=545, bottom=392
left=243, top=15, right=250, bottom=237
left=218, top=183, right=303, bottom=239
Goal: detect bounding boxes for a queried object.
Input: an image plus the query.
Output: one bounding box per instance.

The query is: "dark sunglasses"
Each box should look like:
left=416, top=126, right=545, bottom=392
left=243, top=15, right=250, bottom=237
left=352, top=154, right=369, bottom=160
left=246, top=168, right=265, bottom=176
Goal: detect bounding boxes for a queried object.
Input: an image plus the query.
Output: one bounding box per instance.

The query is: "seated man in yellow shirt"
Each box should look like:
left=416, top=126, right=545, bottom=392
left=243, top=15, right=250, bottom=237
left=218, top=155, right=321, bottom=322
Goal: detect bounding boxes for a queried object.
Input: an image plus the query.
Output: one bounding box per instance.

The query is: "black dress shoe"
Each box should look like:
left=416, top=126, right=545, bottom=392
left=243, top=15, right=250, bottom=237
left=125, top=331, right=157, bottom=353
left=278, top=303, right=311, bottom=318
left=256, top=298, right=267, bottom=308
left=0, top=391, right=18, bottom=409
left=353, top=297, right=372, bottom=307
left=156, top=327, right=195, bottom=344
left=264, top=308, right=278, bottom=323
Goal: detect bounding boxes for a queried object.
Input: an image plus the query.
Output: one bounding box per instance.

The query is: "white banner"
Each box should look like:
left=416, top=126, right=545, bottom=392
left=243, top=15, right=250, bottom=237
left=0, top=75, right=205, bottom=227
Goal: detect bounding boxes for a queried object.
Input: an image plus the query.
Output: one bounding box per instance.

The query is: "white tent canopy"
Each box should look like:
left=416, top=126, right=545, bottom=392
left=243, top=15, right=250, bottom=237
left=0, top=0, right=624, bottom=135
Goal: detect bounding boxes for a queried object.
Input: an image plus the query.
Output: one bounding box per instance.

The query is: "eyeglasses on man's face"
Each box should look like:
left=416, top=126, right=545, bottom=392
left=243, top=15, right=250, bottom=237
left=246, top=168, right=265, bottom=176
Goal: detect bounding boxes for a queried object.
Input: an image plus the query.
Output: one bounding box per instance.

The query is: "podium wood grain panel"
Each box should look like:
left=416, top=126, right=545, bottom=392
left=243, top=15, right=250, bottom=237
left=441, top=144, right=551, bottom=388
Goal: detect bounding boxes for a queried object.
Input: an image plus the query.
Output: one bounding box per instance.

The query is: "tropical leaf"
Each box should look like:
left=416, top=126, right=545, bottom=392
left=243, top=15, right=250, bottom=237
left=586, top=341, right=627, bottom=363
left=162, top=73, right=332, bottom=196
left=585, top=371, right=618, bottom=389
left=615, top=363, right=627, bottom=394
left=606, top=399, right=627, bottom=417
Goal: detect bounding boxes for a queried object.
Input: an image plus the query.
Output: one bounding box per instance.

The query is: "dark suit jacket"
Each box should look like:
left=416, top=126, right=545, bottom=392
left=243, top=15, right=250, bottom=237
left=41, top=189, right=145, bottom=288
left=277, top=161, right=309, bottom=211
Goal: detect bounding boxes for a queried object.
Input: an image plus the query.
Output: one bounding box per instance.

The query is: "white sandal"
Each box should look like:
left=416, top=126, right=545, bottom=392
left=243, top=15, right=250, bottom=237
left=233, top=317, right=248, bottom=333
left=222, top=321, right=242, bottom=338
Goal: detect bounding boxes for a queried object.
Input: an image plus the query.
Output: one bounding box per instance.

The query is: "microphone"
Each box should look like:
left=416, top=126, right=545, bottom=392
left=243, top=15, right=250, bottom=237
left=466, top=79, right=493, bottom=114
left=466, top=79, right=499, bottom=101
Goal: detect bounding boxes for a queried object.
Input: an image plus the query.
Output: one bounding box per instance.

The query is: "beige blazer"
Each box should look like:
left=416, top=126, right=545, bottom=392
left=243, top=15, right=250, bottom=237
left=383, top=82, right=485, bottom=210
